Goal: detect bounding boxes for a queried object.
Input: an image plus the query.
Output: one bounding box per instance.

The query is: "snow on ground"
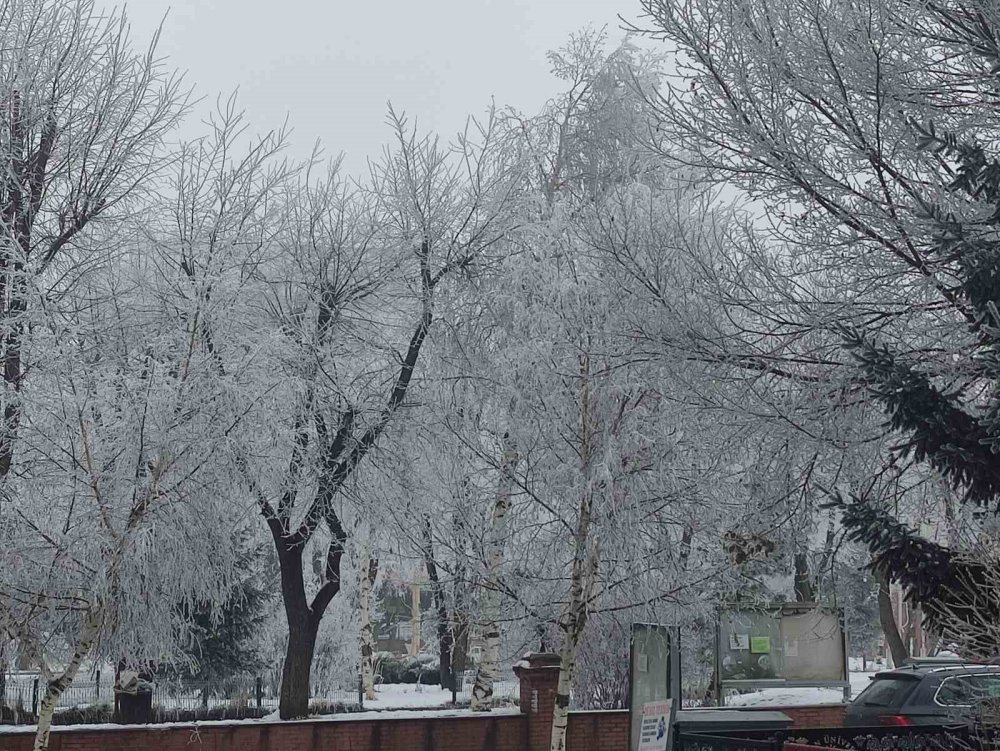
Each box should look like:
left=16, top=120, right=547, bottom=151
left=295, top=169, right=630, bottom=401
left=724, top=671, right=874, bottom=708
left=848, top=657, right=887, bottom=672
left=0, top=707, right=525, bottom=735
left=363, top=684, right=460, bottom=710
left=0, top=681, right=520, bottom=734
left=366, top=681, right=518, bottom=710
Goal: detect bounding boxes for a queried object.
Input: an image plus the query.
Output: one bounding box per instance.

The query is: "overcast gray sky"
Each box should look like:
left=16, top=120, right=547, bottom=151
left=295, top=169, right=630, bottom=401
left=115, top=0, right=637, bottom=175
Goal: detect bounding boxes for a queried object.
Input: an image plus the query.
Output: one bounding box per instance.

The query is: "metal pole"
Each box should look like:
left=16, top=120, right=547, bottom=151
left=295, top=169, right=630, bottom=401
left=358, top=673, right=364, bottom=709
left=31, top=678, right=38, bottom=717
left=256, top=676, right=263, bottom=709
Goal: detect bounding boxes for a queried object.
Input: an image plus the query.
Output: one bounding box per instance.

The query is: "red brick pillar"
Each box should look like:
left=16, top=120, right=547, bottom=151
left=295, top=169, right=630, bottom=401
left=513, top=652, right=562, bottom=751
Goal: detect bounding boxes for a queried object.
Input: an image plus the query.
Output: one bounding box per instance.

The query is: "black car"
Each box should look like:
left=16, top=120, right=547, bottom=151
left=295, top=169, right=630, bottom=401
left=845, top=661, right=1000, bottom=727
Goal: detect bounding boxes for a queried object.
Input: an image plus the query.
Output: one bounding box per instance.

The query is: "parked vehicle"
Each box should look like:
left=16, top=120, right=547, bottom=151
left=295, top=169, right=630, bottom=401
left=845, top=660, right=1000, bottom=727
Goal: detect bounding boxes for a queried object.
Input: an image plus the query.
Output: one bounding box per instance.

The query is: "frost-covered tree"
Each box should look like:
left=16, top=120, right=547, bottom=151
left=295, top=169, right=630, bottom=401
left=224, top=110, right=521, bottom=719
left=0, top=3, right=195, bottom=747
left=409, top=32, right=758, bottom=747
left=639, top=0, right=1000, bottom=657
left=0, top=215, right=242, bottom=749
left=0, top=0, right=184, bottom=488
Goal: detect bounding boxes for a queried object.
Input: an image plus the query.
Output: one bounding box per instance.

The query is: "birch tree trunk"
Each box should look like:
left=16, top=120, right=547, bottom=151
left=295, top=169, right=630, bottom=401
left=550, top=536, right=599, bottom=751
left=470, top=432, right=519, bottom=711
left=550, top=491, right=601, bottom=751
left=33, top=612, right=102, bottom=751
left=358, top=551, right=378, bottom=701
left=550, top=352, right=599, bottom=751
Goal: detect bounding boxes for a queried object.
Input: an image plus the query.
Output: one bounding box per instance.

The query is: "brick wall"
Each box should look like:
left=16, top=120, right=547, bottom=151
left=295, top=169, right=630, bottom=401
left=0, top=703, right=845, bottom=751
left=567, top=710, right=630, bottom=751
left=0, top=712, right=529, bottom=751
left=0, top=652, right=848, bottom=751
left=775, top=704, right=847, bottom=728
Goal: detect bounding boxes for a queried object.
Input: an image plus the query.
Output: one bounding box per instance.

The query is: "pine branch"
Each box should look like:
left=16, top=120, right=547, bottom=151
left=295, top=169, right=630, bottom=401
left=826, top=492, right=1000, bottom=657
left=839, top=327, right=1000, bottom=505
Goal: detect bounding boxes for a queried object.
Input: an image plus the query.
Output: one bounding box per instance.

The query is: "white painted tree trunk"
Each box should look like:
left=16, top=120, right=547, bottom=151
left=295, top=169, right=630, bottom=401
left=358, top=551, right=378, bottom=701
left=470, top=432, right=519, bottom=712
left=33, top=613, right=101, bottom=751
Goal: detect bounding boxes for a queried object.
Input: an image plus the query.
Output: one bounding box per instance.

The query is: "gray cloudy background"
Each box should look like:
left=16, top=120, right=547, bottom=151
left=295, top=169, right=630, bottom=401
left=114, top=0, right=633, bottom=174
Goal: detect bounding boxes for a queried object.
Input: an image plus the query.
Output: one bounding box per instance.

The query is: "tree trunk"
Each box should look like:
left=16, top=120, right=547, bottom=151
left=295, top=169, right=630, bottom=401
left=279, top=618, right=318, bottom=719
left=358, top=550, right=378, bottom=701
left=926, top=630, right=942, bottom=657
left=912, top=605, right=925, bottom=657
left=277, top=544, right=320, bottom=719
left=550, top=353, right=600, bottom=751
left=878, top=571, right=909, bottom=667
left=793, top=552, right=814, bottom=602
left=435, top=608, right=454, bottom=692
left=703, top=667, right=718, bottom=707
left=550, top=501, right=598, bottom=751
left=451, top=489, right=471, bottom=691
left=550, top=617, right=587, bottom=751
left=471, top=432, right=519, bottom=711
left=452, top=612, right=470, bottom=690
left=679, top=524, right=693, bottom=572
left=33, top=618, right=98, bottom=751
left=422, top=519, right=454, bottom=691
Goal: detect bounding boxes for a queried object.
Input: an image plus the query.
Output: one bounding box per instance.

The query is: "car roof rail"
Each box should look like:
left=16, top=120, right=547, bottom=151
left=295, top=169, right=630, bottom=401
left=901, top=657, right=966, bottom=666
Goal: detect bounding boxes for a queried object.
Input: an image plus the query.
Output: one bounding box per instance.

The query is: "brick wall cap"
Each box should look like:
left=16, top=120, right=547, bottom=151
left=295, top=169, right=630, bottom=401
left=703, top=704, right=848, bottom=711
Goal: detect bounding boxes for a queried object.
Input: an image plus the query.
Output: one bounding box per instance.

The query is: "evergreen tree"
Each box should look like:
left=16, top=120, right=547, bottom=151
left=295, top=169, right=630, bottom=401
left=825, top=2, right=1000, bottom=659
left=163, top=536, right=271, bottom=700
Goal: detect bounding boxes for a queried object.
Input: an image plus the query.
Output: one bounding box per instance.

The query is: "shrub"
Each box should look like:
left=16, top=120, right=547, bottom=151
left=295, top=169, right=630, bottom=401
left=376, top=653, right=441, bottom=685
left=309, top=699, right=363, bottom=716
left=52, top=703, right=114, bottom=725
left=150, top=703, right=269, bottom=723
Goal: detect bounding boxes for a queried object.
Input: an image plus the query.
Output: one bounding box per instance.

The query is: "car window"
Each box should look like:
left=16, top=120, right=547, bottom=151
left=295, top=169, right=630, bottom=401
left=936, top=675, right=1000, bottom=707
left=856, top=677, right=919, bottom=707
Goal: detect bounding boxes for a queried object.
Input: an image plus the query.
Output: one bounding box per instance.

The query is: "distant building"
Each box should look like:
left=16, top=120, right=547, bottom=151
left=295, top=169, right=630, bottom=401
left=373, top=570, right=431, bottom=656
left=371, top=569, right=485, bottom=669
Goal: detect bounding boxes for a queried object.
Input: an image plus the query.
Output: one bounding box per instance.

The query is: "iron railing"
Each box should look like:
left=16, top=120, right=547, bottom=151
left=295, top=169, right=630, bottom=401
left=0, top=671, right=517, bottom=725
left=677, top=725, right=975, bottom=751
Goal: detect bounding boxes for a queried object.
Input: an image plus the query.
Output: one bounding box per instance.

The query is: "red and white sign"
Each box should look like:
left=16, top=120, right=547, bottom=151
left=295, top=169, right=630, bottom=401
left=638, top=699, right=673, bottom=751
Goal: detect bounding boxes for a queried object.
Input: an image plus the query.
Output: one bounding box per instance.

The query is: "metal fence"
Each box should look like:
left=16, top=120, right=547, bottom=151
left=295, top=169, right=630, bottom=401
left=676, top=725, right=974, bottom=751
left=1, top=671, right=517, bottom=725
left=784, top=725, right=971, bottom=751
left=2, top=673, right=116, bottom=713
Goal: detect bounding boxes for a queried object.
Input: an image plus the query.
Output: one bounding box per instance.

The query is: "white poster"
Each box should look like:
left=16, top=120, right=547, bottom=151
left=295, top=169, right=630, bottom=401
left=638, top=699, right=673, bottom=751
left=729, top=633, right=750, bottom=651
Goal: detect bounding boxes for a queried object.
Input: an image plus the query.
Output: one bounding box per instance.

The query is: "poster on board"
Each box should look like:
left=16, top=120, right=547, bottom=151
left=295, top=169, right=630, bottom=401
left=629, top=624, right=680, bottom=751
left=638, top=699, right=675, bottom=751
